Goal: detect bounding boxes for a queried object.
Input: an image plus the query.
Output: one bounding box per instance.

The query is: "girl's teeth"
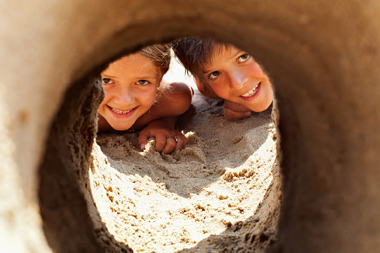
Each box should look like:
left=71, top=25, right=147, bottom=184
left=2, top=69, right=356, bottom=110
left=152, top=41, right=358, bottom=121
left=241, top=84, right=259, bottom=97
left=111, top=107, right=133, bottom=114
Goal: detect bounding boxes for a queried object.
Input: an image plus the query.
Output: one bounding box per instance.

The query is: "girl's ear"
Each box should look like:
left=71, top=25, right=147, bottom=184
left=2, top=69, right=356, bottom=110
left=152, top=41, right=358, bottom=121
left=157, top=72, right=165, bottom=88
left=195, top=77, right=219, bottom=99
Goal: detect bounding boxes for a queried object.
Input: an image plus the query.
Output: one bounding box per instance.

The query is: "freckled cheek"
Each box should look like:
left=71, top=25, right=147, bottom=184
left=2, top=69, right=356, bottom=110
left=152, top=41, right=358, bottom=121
left=211, top=84, right=229, bottom=98
left=138, top=89, right=157, bottom=106
left=247, top=64, right=265, bottom=76
left=99, top=89, right=113, bottom=108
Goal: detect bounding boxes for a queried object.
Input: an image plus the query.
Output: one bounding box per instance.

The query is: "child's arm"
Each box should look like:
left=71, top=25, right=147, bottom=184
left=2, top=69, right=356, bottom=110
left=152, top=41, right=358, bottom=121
left=137, top=81, right=192, bottom=154
left=223, top=100, right=252, bottom=121
left=195, top=78, right=251, bottom=121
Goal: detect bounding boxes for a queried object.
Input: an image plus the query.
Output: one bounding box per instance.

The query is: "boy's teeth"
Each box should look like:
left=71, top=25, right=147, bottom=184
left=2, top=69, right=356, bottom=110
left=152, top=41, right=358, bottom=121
left=111, top=107, right=133, bottom=114
left=241, top=84, right=259, bottom=97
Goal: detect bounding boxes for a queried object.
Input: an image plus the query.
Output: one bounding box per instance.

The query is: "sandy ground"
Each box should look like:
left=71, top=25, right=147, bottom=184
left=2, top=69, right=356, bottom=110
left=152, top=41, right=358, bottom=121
left=84, top=57, right=282, bottom=252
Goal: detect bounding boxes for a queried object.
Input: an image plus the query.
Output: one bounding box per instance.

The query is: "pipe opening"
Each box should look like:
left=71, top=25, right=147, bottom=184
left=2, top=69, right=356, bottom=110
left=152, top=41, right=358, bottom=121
left=86, top=39, right=281, bottom=252
left=38, top=22, right=284, bottom=252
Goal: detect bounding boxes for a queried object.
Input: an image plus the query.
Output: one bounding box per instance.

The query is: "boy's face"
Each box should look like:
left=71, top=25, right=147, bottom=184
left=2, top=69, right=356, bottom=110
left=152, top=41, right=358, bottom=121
left=199, top=45, right=273, bottom=112
left=98, top=53, right=162, bottom=131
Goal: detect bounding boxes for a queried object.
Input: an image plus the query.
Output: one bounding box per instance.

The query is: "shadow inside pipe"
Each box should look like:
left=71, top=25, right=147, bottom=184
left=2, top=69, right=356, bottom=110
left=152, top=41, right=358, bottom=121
left=86, top=40, right=280, bottom=252
left=38, top=36, right=280, bottom=253
left=38, top=73, right=133, bottom=252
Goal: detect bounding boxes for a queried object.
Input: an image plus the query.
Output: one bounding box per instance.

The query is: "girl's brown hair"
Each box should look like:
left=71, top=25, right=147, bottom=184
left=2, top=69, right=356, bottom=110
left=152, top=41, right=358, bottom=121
left=139, top=43, right=171, bottom=75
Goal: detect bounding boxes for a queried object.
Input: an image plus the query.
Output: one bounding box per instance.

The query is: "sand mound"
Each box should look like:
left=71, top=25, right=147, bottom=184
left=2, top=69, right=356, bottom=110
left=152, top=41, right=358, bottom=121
left=85, top=89, right=281, bottom=252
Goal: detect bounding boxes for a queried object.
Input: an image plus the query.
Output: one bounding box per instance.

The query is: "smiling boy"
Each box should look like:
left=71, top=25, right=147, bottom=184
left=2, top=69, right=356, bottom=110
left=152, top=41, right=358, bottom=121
left=173, top=37, right=273, bottom=120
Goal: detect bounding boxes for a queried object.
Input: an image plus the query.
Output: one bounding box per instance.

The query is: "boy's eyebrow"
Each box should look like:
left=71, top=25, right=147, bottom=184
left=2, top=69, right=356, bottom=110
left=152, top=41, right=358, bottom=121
left=202, top=49, right=243, bottom=75
left=202, top=69, right=212, bottom=74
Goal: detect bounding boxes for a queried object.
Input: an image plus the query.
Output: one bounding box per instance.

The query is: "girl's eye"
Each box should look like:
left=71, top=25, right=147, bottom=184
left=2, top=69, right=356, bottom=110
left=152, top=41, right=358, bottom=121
left=209, top=71, right=221, bottom=80
left=137, top=80, right=149, bottom=86
left=238, top=54, right=250, bottom=63
left=102, top=78, right=114, bottom=85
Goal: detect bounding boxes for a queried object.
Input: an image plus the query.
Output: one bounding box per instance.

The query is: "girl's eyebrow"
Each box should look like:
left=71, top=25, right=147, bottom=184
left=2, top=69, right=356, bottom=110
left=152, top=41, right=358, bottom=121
left=101, top=74, right=157, bottom=80
left=101, top=73, right=117, bottom=79
left=138, top=75, right=157, bottom=80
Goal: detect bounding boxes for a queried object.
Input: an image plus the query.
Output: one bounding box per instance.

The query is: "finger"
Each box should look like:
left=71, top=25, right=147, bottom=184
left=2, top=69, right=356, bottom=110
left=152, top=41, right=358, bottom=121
left=224, top=107, right=250, bottom=121
left=175, top=135, right=184, bottom=150
left=177, top=133, right=189, bottom=149
left=182, top=134, right=189, bottom=145
left=163, top=137, right=177, bottom=154
left=155, top=135, right=167, bottom=152
left=138, top=131, right=151, bottom=151
left=224, top=100, right=250, bottom=112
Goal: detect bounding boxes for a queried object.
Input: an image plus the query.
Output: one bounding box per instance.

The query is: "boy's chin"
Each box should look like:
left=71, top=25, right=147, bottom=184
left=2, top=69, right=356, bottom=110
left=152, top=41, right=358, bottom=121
left=248, top=100, right=273, bottom=112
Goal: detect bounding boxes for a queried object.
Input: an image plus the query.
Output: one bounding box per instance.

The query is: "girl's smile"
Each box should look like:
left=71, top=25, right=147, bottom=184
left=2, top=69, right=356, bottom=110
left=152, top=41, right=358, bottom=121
left=97, top=53, right=162, bottom=131
left=107, top=105, right=139, bottom=117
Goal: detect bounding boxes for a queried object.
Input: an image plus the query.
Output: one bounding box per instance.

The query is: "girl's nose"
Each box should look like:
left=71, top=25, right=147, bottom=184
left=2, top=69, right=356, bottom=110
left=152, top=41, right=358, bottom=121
left=116, top=85, right=134, bottom=103
left=229, top=68, right=248, bottom=90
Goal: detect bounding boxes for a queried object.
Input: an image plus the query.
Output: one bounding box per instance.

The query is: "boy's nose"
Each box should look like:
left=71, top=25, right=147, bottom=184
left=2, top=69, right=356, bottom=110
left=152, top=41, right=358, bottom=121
left=229, top=69, right=248, bottom=90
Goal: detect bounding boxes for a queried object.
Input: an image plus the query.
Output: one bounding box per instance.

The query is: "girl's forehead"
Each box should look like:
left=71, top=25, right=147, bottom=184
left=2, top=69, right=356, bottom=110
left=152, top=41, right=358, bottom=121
left=103, top=53, right=159, bottom=75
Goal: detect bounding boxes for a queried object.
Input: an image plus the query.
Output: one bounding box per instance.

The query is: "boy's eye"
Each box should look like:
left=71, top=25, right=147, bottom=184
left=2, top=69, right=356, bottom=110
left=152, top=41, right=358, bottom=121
left=102, top=78, right=114, bottom=85
left=136, top=80, right=149, bottom=86
left=209, top=71, right=221, bottom=80
left=238, top=54, right=250, bottom=63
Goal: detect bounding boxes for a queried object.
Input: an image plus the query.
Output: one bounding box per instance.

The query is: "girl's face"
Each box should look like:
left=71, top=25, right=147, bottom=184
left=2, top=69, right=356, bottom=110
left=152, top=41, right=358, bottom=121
left=201, top=45, right=273, bottom=112
left=98, top=53, right=162, bottom=131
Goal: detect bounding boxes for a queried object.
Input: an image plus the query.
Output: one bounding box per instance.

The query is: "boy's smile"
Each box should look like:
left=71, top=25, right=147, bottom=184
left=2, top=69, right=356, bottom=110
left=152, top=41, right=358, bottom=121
left=98, top=53, right=162, bottom=131
left=202, top=45, right=273, bottom=112
left=240, top=81, right=260, bottom=98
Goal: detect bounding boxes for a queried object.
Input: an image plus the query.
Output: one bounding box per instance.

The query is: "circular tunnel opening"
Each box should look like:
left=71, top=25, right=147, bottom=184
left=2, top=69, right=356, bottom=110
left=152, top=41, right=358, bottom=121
left=37, top=2, right=320, bottom=251
left=25, top=1, right=380, bottom=252
left=89, top=42, right=281, bottom=252
left=38, top=36, right=282, bottom=252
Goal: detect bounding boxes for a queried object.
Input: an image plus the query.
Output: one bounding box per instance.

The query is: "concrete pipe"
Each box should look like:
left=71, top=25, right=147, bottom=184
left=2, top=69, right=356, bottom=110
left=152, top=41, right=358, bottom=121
left=0, top=0, right=379, bottom=252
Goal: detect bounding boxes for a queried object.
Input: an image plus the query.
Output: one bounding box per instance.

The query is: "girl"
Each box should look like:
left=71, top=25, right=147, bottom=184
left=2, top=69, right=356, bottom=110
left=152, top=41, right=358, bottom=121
left=97, top=44, right=192, bottom=154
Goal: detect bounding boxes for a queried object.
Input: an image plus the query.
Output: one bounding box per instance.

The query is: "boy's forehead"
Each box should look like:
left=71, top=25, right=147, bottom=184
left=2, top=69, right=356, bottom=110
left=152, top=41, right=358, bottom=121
left=204, top=45, right=241, bottom=71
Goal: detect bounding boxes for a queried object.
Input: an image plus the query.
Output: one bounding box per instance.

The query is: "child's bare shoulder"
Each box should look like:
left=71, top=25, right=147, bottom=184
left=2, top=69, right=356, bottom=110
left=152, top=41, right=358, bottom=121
left=158, top=81, right=192, bottom=114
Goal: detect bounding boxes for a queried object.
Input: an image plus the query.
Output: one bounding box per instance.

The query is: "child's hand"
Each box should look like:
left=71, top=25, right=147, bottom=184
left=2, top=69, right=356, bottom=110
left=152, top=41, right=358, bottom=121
left=139, top=119, right=188, bottom=154
left=223, top=100, right=252, bottom=121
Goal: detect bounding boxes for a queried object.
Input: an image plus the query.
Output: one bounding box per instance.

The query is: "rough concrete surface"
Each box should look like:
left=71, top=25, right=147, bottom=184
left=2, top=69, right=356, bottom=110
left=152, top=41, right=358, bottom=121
left=0, top=0, right=380, bottom=252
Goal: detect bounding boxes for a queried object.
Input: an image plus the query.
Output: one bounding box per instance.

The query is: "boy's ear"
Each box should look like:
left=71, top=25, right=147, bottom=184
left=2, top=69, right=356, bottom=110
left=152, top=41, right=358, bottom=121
left=195, top=77, right=219, bottom=99
left=194, top=78, right=205, bottom=94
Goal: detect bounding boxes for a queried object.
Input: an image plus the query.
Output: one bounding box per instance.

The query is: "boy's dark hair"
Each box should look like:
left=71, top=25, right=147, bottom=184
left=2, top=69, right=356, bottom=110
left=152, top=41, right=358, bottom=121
left=139, top=43, right=171, bottom=75
left=172, top=37, right=229, bottom=89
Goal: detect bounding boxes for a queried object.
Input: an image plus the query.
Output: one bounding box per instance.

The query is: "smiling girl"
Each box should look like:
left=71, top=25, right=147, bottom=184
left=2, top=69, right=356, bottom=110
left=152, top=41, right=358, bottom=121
left=97, top=44, right=192, bottom=154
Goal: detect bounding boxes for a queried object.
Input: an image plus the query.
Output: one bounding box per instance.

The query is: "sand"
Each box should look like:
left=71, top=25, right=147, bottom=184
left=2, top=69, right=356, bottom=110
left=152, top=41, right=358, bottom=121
left=84, top=57, right=281, bottom=252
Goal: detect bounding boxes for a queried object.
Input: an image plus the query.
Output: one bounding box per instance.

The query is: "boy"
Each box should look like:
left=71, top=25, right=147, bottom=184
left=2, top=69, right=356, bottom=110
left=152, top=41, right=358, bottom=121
left=172, top=37, right=273, bottom=121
